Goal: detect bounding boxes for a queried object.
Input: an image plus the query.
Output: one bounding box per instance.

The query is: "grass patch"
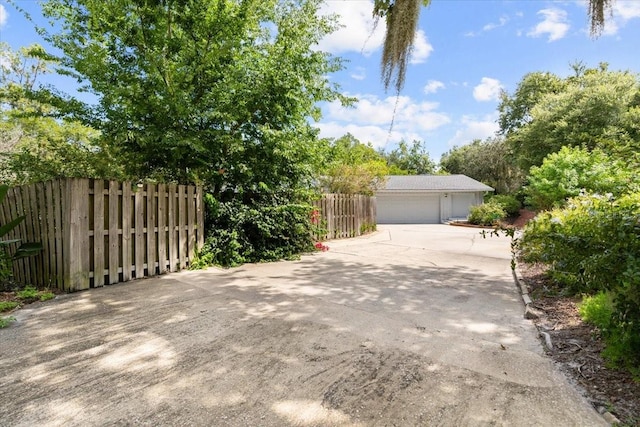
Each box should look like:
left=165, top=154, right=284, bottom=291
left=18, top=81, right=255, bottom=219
left=0, top=301, right=19, bottom=312
left=16, top=286, right=39, bottom=300
left=0, top=316, right=16, bottom=328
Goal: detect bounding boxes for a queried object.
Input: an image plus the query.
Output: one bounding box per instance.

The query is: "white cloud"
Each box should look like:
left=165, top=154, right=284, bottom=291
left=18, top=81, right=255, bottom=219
left=447, top=115, right=500, bottom=148
left=409, top=30, right=433, bottom=64
left=316, top=1, right=384, bottom=55
left=317, top=94, right=450, bottom=149
left=483, top=16, right=509, bottom=32
left=350, top=67, right=366, bottom=81
left=0, top=5, right=8, bottom=29
left=473, top=77, right=503, bottom=102
left=528, top=8, right=570, bottom=42
left=423, top=80, right=445, bottom=94
left=597, top=1, right=640, bottom=35
left=614, top=1, right=640, bottom=20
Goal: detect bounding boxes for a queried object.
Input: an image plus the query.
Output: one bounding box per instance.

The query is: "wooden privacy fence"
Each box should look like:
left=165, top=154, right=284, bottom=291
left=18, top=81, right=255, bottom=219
left=0, top=178, right=204, bottom=292
left=313, top=194, right=376, bottom=240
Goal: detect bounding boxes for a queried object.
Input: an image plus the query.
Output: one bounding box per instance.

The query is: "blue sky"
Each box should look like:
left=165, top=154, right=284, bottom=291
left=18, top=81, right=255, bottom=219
left=2, top=0, right=640, bottom=161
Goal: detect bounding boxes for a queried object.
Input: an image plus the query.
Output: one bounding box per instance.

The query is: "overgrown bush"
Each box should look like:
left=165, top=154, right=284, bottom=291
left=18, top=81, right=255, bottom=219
left=520, top=192, right=640, bottom=372
left=524, top=146, right=632, bottom=210
left=468, top=201, right=506, bottom=226
left=487, top=194, right=521, bottom=217
left=579, top=291, right=614, bottom=332
left=193, top=194, right=318, bottom=268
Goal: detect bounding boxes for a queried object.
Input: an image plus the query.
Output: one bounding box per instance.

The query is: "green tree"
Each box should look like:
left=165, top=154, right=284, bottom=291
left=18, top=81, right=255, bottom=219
left=525, top=146, right=634, bottom=210
left=440, top=137, right=523, bottom=194
left=502, top=64, right=640, bottom=171
left=38, top=0, right=348, bottom=265
left=318, top=133, right=388, bottom=195
left=0, top=43, right=120, bottom=184
left=498, top=71, right=566, bottom=136
left=382, top=139, right=435, bottom=175
left=40, top=0, right=345, bottom=191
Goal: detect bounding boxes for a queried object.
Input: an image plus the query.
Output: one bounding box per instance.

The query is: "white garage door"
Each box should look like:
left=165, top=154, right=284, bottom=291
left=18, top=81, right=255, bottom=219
left=452, top=193, right=477, bottom=218
left=377, top=193, right=440, bottom=224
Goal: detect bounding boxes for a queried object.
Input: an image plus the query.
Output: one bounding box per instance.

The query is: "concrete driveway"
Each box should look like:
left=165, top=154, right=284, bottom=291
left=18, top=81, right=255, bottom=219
left=0, top=225, right=606, bottom=426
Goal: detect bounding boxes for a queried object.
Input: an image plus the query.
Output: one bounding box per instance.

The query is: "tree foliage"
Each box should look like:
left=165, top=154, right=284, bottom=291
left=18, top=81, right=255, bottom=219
left=0, top=43, right=121, bottom=185
left=525, top=146, right=634, bottom=210
left=382, top=139, right=435, bottom=175
left=38, top=0, right=347, bottom=265
left=40, top=0, right=345, bottom=193
left=317, top=133, right=388, bottom=195
left=439, top=137, right=523, bottom=194
left=520, top=192, right=640, bottom=372
left=501, top=64, right=640, bottom=171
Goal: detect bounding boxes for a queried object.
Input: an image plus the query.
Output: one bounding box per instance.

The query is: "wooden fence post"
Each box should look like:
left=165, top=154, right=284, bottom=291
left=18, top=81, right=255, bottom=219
left=63, top=178, right=90, bottom=291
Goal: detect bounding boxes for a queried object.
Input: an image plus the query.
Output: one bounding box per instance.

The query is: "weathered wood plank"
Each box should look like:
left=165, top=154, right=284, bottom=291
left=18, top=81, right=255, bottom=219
left=178, top=185, right=186, bottom=269
left=195, top=185, right=204, bottom=249
left=25, top=183, right=42, bottom=285
left=168, top=184, right=177, bottom=272
left=121, top=183, right=132, bottom=282
left=53, top=180, right=64, bottom=288
left=93, top=179, right=105, bottom=287
left=187, top=185, right=195, bottom=264
left=157, top=184, right=167, bottom=274
left=35, top=182, right=49, bottom=286
left=14, top=186, right=31, bottom=285
left=134, top=186, right=145, bottom=279
left=108, top=181, right=119, bottom=284
left=146, top=184, right=157, bottom=276
left=44, top=181, right=57, bottom=286
left=65, top=179, right=90, bottom=291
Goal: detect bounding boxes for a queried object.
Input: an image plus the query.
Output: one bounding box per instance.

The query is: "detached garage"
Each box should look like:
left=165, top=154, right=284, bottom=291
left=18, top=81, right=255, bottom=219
left=376, top=175, right=494, bottom=224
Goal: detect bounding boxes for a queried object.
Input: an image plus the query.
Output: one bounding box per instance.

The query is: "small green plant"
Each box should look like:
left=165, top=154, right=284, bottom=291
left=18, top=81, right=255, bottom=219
left=579, top=291, right=613, bottom=331
left=16, top=286, right=39, bottom=301
left=468, top=201, right=506, bottom=226
left=360, top=222, right=377, bottom=235
left=0, top=301, right=19, bottom=312
left=0, top=316, right=16, bottom=328
left=39, top=291, right=55, bottom=301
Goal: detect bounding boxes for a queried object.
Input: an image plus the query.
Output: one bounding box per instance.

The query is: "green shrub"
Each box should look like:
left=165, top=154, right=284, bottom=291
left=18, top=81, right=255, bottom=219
left=0, top=301, right=19, bottom=312
left=468, top=202, right=506, bottom=226
left=579, top=291, right=614, bottom=331
left=39, top=291, right=55, bottom=301
left=524, top=146, right=632, bottom=210
left=521, top=192, right=640, bottom=373
left=0, top=316, right=15, bottom=328
left=193, top=195, right=316, bottom=268
left=488, top=194, right=521, bottom=217
left=16, top=286, right=39, bottom=301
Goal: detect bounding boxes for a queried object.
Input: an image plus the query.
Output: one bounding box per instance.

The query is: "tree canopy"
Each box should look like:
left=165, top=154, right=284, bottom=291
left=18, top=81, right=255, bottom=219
left=500, top=64, right=640, bottom=171
left=382, top=139, right=436, bottom=175
left=40, top=0, right=345, bottom=198
left=439, top=137, right=523, bottom=194
left=0, top=42, right=120, bottom=184
left=317, top=133, right=389, bottom=195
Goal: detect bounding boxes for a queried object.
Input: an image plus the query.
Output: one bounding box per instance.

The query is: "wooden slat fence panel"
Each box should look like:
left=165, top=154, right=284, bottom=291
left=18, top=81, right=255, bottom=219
left=93, top=180, right=105, bottom=288
left=157, top=184, right=167, bottom=274
left=0, top=178, right=204, bottom=292
left=313, top=193, right=377, bottom=241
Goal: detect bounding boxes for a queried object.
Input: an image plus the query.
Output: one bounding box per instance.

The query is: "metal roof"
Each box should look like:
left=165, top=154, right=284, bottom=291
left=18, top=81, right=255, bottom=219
left=378, top=175, right=494, bottom=192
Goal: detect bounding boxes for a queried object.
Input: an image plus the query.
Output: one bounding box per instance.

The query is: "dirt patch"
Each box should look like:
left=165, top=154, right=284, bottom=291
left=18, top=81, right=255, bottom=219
left=519, top=263, right=640, bottom=426
left=511, top=209, right=537, bottom=229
